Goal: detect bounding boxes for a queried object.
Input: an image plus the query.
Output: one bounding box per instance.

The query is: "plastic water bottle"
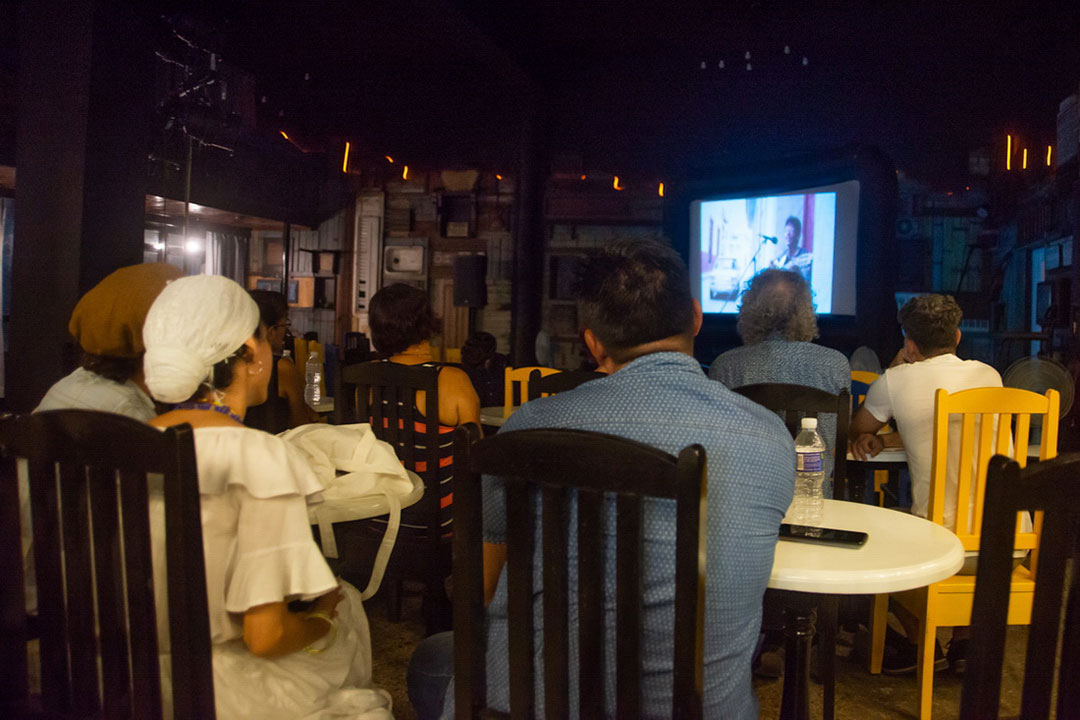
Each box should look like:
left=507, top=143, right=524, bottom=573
left=791, top=417, right=826, bottom=526
left=303, top=351, right=321, bottom=407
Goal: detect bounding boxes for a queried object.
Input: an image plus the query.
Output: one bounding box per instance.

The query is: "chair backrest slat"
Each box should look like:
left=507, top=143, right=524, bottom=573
left=732, top=383, right=850, bottom=500
left=58, top=461, right=100, bottom=715
left=87, top=465, right=131, bottom=718
left=0, top=454, right=29, bottom=708
left=0, top=411, right=213, bottom=719
left=504, top=478, right=536, bottom=720
left=455, top=429, right=706, bottom=719
left=451, top=426, right=484, bottom=720
left=961, top=453, right=1080, bottom=720
left=615, top=494, right=643, bottom=720
left=27, top=455, right=70, bottom=712
left=576, top=488, right=606, bottom=719
left=541, top=484, right=570, bottom=720
left=118, top=467, right=163, bottom=720
left=1019, top=504, right=1070, bottom=718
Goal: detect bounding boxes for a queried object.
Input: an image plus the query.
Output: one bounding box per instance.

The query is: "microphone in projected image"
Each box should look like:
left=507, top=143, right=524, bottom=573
left=761, top=234, right=779, bottom=244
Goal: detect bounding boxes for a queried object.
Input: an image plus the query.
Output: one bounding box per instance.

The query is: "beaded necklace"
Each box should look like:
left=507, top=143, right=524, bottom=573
left=173, top=402, right=244, bottom=424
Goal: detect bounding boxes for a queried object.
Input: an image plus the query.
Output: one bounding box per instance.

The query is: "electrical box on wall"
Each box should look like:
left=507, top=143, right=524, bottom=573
left=382, top=237, right=428, bottom=291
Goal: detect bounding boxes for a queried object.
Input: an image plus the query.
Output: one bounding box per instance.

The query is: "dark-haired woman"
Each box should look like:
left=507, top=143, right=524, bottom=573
left=369, top=283, right=480, bottom=428
left=143, top=275, right=390, bottom=719
left=247, top=290, right=317, bottom=431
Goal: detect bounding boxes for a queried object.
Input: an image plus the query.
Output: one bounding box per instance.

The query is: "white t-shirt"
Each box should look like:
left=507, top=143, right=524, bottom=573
left=862, top=353, right=1003, bottom=530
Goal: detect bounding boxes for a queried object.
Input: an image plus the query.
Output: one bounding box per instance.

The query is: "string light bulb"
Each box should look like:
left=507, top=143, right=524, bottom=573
left=341, top=141, right=351, bottom=173
left=1047, top=145, right=1053, bottom=166
left=402, top=165, right=409, bottom=180
left=658, top=182, right=665, bottom=197
left=384, top=155, right=394, bottom=163
left=613, top=176, right=624, bottom=191
left=279, top=130, right=290, bottom=140
left=1006, top=135, right=1012, bottom=170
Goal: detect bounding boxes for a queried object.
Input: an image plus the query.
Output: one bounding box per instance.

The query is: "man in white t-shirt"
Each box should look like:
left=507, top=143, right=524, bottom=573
left=849, top=293, right=1001, bottom=674
left=850, top=295, right=1002, bottom=529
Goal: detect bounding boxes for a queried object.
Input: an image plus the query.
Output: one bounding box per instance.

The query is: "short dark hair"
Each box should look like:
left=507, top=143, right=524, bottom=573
left=249, top=290, right=289, bottom=327
left=898, top=294, right=962, bottom=356
left=573, top=239, right=695, bottom=363
left=369, top=283, right=442, bottom=357
left=737, top=269, right=818, bottom=344
left=785, top=216, right=802, bottom=241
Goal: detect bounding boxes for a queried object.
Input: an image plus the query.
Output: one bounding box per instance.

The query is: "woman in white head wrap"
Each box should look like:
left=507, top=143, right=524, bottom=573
left=145, top=275, right=391, bottom=720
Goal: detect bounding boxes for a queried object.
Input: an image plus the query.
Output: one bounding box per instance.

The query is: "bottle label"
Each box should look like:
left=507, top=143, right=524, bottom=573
left=796, top=450, right=823, bottom=472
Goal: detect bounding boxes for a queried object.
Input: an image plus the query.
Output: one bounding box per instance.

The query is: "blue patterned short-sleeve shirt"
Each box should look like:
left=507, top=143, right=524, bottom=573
left=477, top=352, right=794, bottom=719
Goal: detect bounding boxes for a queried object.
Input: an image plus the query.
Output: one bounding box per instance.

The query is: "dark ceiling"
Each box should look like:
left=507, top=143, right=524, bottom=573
left=39, top=1, right=1080, bottom=185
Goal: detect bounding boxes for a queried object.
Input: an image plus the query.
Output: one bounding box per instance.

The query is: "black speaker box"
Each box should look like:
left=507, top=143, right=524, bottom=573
left=453, top=254, right=487, bottom=307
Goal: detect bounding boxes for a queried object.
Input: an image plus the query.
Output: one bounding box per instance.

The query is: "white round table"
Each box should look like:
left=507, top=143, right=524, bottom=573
left=769, top=500, right=963, bottom=720
left=771, top=499, right=964, bottom=594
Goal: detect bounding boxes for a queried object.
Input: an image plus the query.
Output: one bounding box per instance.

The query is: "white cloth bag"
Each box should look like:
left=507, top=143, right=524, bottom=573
left=279, top=423, right=415, bottom=599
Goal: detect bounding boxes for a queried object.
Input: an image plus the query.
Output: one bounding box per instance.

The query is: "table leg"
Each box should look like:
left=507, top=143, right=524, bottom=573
left=780, top=595, right=816, bottom=720
left=818, top=595, right=838, bottom=720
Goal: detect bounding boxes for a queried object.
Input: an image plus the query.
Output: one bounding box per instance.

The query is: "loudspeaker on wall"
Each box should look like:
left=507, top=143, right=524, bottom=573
left=453, top=253, right=487, bottom=307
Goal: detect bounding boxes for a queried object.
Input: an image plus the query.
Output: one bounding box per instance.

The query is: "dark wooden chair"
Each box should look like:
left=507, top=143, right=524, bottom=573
left=732, top=383, right=851, bottom=500
left=961, top=453, right=1080, bottom=720
left=0, top=410, right=214, bottom=719
left=732, top=382, right=850, bottom=720
left=335, top=360, right=458, bottom=633
left=453, top=427, right=707, bottom=720
left=525, top=369, right=606, bottom=401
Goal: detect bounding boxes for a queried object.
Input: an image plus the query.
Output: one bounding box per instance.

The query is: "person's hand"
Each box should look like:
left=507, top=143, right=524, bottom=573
left=888, top=347, right=910, bottom=368
left=313, top=586, right=342, bottom=619
left=849, top=433, right=884, bottom=461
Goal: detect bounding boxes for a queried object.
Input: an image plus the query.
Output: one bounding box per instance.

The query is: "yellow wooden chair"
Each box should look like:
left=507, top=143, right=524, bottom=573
left=850, top=370, right=890, bottom=504
left=868, top=386, right=1059, bottom=719
left=850, top=370, right=880, bottom=407
left=504, top=366, right=559, bottom=413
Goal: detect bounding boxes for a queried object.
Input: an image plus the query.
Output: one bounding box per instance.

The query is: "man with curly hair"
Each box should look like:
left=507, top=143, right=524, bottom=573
left=709, top=268, right=849, bottom=484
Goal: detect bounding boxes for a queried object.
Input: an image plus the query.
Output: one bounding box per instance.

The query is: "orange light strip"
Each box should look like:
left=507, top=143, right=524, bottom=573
left=658, top=182, right=665, bottom=197
left=1023, top=148, right=1028, bottom=169
left=402, top=165, right=409, bottom=180
left=385, top=155, right=394, bottom=163
left=280, top=130, right=290, bottom=140
left=580, top=174, right=587, bottom=181
left=1006, top=135, right=1011, bottom=170
left=341, top=142, right=351, bottom=173
left=496, top=174, right=503, bottom=180
left=613, top=175, right=624, bottom=191
left=1047, top=145, right=1053, bottom=167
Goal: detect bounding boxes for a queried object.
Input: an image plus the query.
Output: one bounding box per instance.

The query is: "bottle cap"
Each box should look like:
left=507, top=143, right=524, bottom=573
left=800, top=417, right=818, bottom=429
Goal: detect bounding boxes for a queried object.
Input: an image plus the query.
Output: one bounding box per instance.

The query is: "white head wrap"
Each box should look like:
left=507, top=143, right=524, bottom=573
left=142, top=274, right=261, bottom=404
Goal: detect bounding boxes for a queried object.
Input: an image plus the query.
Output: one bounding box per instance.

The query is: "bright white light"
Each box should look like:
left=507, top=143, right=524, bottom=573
left=184, top=238, right=203, bottom=253
left=188, top=203, right=203, bottom=213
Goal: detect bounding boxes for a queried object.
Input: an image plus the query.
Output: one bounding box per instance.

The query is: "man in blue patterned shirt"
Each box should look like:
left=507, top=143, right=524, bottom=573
left=407, top=239, right=794, bottom=719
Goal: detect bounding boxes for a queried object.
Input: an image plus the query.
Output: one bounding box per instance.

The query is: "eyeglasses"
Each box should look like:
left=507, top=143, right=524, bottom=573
left=271, top=321, right=291, bottom=332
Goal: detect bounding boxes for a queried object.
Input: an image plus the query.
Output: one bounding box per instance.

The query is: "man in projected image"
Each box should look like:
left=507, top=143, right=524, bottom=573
left=773, top=215, right=812, bottom=285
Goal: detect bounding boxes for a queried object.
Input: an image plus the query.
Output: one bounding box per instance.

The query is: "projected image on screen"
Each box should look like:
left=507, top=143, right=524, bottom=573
left=690, top=180, right=858, bottom=316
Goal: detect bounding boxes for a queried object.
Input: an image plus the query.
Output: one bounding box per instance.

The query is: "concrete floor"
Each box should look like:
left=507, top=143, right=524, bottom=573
left=368, top=587, right=1032, bottom=720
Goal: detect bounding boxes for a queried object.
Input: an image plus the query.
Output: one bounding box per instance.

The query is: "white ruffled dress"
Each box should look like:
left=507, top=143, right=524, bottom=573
left=153, top=426, right=393, bottom=719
